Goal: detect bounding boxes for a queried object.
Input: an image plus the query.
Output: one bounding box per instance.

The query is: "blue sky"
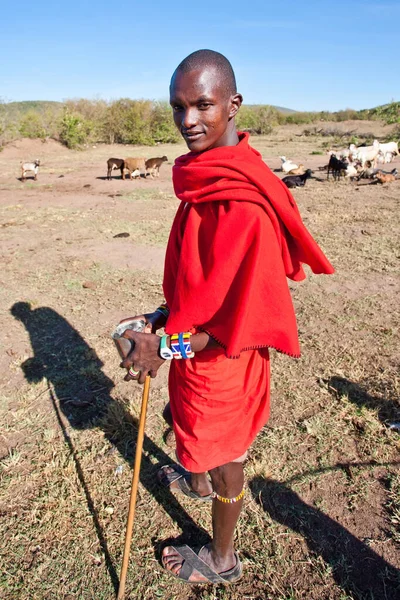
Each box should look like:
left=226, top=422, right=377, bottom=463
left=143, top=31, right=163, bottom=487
left=1, top=0, right=399, bottom=111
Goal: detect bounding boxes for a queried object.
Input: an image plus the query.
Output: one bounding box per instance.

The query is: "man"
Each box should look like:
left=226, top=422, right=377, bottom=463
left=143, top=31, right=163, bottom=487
left=121, top=49, right=334, bottom=584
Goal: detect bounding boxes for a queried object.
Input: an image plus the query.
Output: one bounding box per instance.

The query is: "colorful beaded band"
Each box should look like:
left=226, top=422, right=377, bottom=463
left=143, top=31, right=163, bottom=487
left=212, top=488, right=245, bottom=504
left=170, top=332, right=194, bottom=359
left=155, top=303, right=170, bottom=318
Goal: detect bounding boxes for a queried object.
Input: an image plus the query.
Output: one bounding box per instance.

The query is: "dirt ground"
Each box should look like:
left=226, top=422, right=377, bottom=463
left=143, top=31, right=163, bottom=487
left=0, top=122, right=399, bottom=600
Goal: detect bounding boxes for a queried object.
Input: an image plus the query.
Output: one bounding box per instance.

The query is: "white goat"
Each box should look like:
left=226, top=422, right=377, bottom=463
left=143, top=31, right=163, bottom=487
left=21, top=159, right=40, bottom=181
left=280, top=156, right=299, bottom=173
left=378, top=141, right=399, bottom=156
left=327, top=148, right=350, bottom=161
left=345, top=163, right=358, bottom=178
left=376, top=151, right=396, bottom=164
left=349, top=140, right=380, bottom=167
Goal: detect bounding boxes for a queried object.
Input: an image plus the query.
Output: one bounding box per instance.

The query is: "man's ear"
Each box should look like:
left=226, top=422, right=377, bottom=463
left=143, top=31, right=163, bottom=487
left=229, top=93, right=243, bottom=119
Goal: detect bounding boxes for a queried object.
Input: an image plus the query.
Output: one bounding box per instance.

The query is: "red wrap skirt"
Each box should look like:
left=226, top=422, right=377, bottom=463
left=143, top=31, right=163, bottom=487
left=168, top=346, right=270, bottom=473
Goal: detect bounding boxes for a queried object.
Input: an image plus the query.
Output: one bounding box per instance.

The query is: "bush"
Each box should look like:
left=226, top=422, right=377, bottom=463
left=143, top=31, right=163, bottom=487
left=358, top=102, right=400, bottom=124
left=150, top=102, right=180, bottom=143
left=236, top=105, right=280, bottom=134
left=19, top=111, right=47, bottom=139
left=284, top=112, right=319, bottom=125
left=58, top=109, right=92, bottom=148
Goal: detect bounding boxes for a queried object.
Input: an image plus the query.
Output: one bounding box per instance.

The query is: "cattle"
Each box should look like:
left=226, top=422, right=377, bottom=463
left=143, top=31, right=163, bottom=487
left=123, top=157, right=146, bottom=180
left=145, top=156, right=168, bottom=178
left=106, top=158, right=124, bottom=180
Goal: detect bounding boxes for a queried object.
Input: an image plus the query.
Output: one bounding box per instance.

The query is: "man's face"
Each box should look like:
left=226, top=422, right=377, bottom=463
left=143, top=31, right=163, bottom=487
left=170, top=67, right=239, bottom=152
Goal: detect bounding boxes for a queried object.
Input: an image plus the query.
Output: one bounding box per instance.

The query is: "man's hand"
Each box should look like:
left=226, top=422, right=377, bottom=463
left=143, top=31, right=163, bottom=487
left=121, top=330, right=165, bottom=384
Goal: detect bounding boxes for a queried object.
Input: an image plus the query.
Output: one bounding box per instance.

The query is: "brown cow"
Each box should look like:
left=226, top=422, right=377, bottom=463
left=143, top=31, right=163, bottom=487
left=145, top=156, right=168, bottom=178
left=106, top=158, right=124, bottom=180
left=123, top=157, right=146, bottom=180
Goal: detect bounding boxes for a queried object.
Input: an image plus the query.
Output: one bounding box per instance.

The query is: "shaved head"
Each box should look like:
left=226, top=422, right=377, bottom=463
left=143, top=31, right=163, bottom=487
left=170, top=50, right=242, bottom=152
left=171, top=49, right=237, bottom=98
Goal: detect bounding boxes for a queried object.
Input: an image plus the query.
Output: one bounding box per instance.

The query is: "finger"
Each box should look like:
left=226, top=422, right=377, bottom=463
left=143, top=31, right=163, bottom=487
left=121, top=357, right=133, bottom=369
left=121, top=351, right=137, bottom=369
left=128, top=365, right=140, bottom=377
left=124, top=373, right=139, bottom=382
left=144, top=323, right=152, bottom=334
left=149, top=369, right=158, bottom=379
left=138, top=370, right=148, bottom=385
left=124, top=367, right=140, bottom=381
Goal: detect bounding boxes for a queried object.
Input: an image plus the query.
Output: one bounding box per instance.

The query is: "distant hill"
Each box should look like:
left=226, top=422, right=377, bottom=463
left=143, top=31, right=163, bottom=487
left=2, top=101, right=63, bottom=116
left=247, top=104, right=296, bottom=114
left=357, top=101, right=400, bottom=124
left=2, top=99, right=297, bottom=115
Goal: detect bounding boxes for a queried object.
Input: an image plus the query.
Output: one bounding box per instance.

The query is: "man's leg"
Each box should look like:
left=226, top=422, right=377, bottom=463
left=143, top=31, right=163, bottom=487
left=162, top=461, right=244, bottom=581
left=162, top=402, right=173, bottom=427
left=160, top=403, right=213, bottom=496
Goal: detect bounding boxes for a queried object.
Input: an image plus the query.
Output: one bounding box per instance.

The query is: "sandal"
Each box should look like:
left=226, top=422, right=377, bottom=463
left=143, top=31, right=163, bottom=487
left=157, top=464, right=214, bottom=502
left=162, top=544, right=243, bottom=584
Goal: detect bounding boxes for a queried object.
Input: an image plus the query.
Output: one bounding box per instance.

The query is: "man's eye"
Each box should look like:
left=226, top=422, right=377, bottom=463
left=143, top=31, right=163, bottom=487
left=173, top=105, right=183, bottom=112
left=198, top=103, right=211, bottom=110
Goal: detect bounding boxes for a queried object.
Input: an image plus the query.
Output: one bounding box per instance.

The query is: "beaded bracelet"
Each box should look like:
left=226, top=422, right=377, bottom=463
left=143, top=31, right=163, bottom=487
left=170, top=332, right=195, bottom=359
left=212, top=488, right=245, bottom=504
left=155, top=303, right=170, bottom=319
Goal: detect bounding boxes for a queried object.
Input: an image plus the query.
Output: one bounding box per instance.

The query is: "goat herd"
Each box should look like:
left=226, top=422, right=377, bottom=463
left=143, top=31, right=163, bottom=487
left=19, top=139, right=399, bottom=190
left=279, top=138, right=399, bottom=189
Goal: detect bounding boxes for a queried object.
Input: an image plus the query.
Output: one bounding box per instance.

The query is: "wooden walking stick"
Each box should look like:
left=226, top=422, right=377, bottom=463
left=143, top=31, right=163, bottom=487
left=117, top=374, right=151, bottom=600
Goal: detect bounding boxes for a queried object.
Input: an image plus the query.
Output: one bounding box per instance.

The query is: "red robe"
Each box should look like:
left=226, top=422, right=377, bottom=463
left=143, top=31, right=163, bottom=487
left=163, top=133, right=333, bottom=472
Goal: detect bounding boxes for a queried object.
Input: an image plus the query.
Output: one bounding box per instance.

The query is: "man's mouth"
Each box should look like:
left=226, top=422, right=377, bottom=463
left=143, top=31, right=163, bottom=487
left=182, top=131, right=204, bottom=142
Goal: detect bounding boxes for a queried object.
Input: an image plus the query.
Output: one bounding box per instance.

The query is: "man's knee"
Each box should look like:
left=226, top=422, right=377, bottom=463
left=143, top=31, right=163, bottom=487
left=209, top=462, right=244, bottom=495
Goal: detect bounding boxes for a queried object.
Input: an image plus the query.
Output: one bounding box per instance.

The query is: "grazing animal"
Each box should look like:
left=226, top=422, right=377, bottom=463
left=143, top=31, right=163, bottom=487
left=327, top=154, right=348, bottom=180
left=374, top=171, right=396, bottom=184
left=357, top=166, right=397, bottom=180
left=145, top=156, right=168, bottom=178
left=378, top=141, right=399, bottom=157
left=280, top=156, right=299, bottom=173
left=344, top=163, right=359, bottom=179
left=377, top=150, right=396, bottom=164
left=123, top=157, right=146, bottom=180
left=327, top=148, right=351, bottom=161
left=282, top=169, right=313, bottom=188
left=106, top=158, right=124, bottom=180
left=21, top=159, right=40, bottom=181
left=349, top=140, right=380, bottom=167
left=287, top=164, right=306, bottom=175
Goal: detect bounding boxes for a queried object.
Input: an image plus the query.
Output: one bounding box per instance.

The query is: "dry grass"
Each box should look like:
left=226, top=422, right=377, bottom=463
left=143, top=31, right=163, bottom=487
left=0, top=125, right=399, bottom=600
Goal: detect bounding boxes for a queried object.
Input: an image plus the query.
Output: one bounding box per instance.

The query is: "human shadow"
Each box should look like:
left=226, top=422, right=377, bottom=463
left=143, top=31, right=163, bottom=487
left=326, top=376, right=399, bottom=426
left=250, top=477, right=400, bottom=600
left=11, top=302, right=209, bottom=592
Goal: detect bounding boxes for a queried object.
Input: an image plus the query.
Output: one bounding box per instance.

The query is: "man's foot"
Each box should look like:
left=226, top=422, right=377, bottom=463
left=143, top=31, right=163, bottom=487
left=157, top=465, right=213, bottom=501
left=162, top=543, right=242, bottom=584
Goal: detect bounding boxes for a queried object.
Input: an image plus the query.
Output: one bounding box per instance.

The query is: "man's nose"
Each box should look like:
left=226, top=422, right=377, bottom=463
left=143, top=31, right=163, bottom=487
left=181, top=107, right=198, bottom=129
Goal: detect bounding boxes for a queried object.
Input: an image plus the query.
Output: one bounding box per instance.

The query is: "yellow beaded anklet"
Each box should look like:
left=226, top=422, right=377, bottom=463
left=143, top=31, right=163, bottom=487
left=212, top=488, right=245, bottom=504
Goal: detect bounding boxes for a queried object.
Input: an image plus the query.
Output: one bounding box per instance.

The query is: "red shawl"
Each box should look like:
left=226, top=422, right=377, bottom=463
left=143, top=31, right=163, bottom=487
left=163, top=132, right=334, bottom=358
